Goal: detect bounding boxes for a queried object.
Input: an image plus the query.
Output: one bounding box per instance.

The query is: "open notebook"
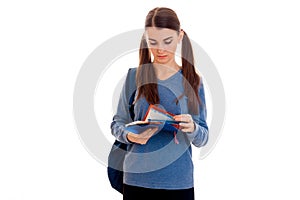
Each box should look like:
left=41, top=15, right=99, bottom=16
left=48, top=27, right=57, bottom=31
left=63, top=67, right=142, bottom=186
left=125, top=104, right=180, bottom=134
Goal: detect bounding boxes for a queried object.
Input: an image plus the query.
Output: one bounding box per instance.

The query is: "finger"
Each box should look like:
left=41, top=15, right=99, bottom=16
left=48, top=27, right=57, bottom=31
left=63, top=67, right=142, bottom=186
left=146, top=127, right=159, bottom=137
left=179, top=122, right=192, bottom=128
left=145, top=127, right=159, bottom=135
left=139, top=128, right=159, bottom=144
left=181, top=128, right=193, bottom=133
left=173, top=114, right=184, bottom=121
left=128, top=131, right=154, bottom=144
left=173, top=114, right=192, bottom=123
left=179, top=123, right=193, bottom=132
left=140, top=127, right=158, bottom=138
left=139, top=130, right=153, bottom=139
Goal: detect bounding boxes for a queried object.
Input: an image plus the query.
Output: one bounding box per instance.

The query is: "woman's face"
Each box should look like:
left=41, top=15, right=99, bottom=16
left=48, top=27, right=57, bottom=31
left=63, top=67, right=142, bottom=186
left=145, top=27, right=183, bottom=65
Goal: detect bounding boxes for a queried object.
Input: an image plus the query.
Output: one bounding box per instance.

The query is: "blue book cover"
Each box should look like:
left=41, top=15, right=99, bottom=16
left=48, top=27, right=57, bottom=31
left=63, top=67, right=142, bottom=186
left=125, top=120, right=179, bottom=134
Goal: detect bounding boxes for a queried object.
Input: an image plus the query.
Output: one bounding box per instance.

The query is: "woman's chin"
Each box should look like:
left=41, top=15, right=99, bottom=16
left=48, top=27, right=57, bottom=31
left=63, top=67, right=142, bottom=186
left=154, top=59, right=169, bottom=65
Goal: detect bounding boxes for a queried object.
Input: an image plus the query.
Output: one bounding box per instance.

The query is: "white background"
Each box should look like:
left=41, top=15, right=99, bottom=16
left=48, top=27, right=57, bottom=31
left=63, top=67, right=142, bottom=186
left=1, top=0, right=299, bottom=199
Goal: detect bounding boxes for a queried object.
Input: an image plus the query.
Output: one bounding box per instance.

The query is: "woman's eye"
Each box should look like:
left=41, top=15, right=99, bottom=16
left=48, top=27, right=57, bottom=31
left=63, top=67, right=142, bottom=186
left=164, top=40, right=172, bottom=44
left=150, top=42, right=157, bottom=45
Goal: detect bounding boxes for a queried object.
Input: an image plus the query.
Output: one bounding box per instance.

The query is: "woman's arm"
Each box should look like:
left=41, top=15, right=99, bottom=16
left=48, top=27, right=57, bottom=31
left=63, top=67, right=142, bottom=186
left=188, top=80, right=209, bottom=147
left=174, top=80, right=209, bottom=147
left=110, top=69, right=136, bottom=144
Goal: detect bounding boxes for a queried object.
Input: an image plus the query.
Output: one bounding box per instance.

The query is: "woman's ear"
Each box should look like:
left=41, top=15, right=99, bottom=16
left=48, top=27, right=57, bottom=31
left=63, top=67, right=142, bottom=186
left=178, top=29, right=184, bottom=44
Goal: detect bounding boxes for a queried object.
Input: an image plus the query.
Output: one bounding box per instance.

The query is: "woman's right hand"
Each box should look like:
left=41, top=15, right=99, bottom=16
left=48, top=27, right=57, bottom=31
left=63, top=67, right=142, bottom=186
left=126, top=127, right=159, bottom=145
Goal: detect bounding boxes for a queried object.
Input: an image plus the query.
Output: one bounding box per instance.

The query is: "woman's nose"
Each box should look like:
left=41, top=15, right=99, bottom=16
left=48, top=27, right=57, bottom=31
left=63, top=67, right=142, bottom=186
left=157, top=43, right=166, bottom=51
left=157, top=48, right=164, bottom=53
left=157, top=45, right=165, bottom=53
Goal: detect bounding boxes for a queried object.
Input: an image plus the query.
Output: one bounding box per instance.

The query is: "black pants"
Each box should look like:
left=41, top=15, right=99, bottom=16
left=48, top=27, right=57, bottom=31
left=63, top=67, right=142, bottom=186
left=123, top=184, right=194, bottom=200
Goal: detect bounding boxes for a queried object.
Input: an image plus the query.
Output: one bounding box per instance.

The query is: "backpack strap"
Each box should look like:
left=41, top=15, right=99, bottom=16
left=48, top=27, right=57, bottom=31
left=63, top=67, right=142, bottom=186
left=124, top=68, right=137, bottom=121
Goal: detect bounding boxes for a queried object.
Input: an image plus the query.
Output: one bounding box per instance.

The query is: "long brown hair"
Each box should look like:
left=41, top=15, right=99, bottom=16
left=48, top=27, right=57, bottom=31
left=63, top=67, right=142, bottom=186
left=136, top=7, right=201, bottom=114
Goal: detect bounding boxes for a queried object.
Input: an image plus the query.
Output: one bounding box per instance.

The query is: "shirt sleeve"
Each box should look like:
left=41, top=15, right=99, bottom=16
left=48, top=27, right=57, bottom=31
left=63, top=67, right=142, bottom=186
left=186, top=79, right=209, bottom=147
left=110, top=74, right=134, bottom=144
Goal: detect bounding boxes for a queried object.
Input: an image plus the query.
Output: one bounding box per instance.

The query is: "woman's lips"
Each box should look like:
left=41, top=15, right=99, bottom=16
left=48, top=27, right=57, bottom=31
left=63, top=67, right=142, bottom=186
left=157, top=55, right=168, bottom=59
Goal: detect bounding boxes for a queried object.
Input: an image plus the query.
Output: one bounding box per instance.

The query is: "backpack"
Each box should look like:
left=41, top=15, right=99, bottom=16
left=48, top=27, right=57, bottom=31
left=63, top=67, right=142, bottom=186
left=107, top=68, right=136, bottom=194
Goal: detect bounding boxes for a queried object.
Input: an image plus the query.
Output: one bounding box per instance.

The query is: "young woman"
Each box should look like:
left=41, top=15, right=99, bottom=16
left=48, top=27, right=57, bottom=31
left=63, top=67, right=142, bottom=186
left=111, top=7, right=209, bottom=200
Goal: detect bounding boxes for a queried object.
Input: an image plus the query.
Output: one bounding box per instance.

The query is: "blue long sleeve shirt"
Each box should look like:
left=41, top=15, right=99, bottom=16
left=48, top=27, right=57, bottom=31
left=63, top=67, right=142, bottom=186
left=111, top=69, right=209, bottom=189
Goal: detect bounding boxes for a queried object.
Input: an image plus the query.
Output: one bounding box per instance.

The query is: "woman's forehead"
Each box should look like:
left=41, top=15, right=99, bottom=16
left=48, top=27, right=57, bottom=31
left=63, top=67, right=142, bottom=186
left=145, top=27, right=178, bottom=40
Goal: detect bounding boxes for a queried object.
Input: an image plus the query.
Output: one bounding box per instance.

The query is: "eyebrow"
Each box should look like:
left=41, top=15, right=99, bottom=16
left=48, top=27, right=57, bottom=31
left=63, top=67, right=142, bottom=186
left=148, top=36, right=173, bottom=42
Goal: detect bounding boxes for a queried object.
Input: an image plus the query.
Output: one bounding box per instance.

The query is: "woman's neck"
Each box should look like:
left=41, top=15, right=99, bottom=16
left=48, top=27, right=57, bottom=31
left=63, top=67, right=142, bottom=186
left=153, top=62, right=181, bottom=80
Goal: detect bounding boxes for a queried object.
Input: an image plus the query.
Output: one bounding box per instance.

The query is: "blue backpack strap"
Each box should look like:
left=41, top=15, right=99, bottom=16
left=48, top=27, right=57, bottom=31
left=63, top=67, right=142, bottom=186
left=125, top=68, right=137, bottom=121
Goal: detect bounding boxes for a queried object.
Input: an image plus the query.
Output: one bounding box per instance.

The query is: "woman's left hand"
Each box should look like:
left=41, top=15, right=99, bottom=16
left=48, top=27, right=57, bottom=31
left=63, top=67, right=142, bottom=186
left=173, top=114, right=195, bottom=133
